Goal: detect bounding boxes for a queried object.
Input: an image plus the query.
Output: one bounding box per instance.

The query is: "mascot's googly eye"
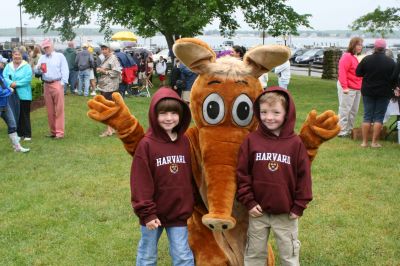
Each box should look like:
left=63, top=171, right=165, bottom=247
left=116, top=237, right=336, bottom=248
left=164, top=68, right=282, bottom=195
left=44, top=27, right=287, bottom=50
left=232, top=94, right=253, bottom=127
left=203, top=93, right=225, bottom=125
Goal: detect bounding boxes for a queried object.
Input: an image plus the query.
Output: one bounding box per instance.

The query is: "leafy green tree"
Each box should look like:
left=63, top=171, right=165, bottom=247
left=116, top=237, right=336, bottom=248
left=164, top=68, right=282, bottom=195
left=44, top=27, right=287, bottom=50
left=239, top=0, right=311, bottom=44
left=350, top=6, right=400, bottom=38
left=20, top=0, right=240, bottom=50
left=20, top=0, right=311, bottom=50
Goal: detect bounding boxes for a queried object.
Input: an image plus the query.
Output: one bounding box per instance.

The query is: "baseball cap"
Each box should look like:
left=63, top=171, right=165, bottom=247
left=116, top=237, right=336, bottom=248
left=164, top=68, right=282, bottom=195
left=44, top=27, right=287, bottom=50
left=100, top=42, right=110, bottom=48
left=41, top=38, right=52, bottom=48
left=374, top=39, right=387, bottom=49
left=109, top=41, right=121, bottom=51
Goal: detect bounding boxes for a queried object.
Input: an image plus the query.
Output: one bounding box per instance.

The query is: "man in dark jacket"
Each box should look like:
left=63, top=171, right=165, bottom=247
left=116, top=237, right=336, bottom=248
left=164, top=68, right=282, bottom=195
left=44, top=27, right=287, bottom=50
left=356, top=39, right=396, bottom=148
left=75, top=43, right=94, bottom=97
left=63, top=41, right=78, bottom=95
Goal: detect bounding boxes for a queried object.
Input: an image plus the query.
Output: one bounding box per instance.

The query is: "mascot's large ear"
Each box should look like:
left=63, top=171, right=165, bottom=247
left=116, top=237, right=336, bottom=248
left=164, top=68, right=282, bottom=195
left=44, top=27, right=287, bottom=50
left=173, top=38, right=216, bottom=74
left=244, top=45, right=291, bottom=78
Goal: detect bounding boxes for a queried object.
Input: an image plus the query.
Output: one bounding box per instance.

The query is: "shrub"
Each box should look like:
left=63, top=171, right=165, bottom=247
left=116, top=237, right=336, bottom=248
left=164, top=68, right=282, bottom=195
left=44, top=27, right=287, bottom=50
left=31, top=78, right=43, bottom=100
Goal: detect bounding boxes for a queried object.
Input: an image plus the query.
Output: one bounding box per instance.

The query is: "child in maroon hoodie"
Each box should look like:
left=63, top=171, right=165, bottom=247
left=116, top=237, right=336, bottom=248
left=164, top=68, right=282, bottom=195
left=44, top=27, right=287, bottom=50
left=131, top=87, right=194, bottom=265
left=237, top=87, right=312, bottom=266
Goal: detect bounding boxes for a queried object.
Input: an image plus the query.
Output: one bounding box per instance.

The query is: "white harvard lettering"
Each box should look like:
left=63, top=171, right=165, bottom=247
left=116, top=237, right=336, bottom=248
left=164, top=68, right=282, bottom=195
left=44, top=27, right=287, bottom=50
left=156, top=155, right=187, bottom=167
left=255, top=152, right=291, bottom=165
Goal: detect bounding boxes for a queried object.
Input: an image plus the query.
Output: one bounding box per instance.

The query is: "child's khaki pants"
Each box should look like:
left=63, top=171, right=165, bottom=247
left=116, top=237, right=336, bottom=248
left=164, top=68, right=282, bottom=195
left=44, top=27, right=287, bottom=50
left=244, top=213, right=301, bottom=266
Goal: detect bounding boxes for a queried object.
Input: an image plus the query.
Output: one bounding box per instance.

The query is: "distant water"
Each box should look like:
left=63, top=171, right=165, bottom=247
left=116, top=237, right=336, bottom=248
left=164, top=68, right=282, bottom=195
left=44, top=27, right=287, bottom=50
left=1, top=34, right=400, bottom=49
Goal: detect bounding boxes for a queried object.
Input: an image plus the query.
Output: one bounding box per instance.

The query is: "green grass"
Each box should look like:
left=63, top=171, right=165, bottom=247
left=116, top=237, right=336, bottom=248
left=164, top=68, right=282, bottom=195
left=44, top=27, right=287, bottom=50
left=1, top=75, right=399, bottom=265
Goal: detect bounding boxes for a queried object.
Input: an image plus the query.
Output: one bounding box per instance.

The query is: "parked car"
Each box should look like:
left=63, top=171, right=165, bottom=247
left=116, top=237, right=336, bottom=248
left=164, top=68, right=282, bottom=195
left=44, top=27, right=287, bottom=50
left=153, top=48, right=171, bottom=63
left=295, top=49, right=324, bottom=64
left=290, top=48, right=306, bottom=63
left=313, top=51, right=324, bottom=65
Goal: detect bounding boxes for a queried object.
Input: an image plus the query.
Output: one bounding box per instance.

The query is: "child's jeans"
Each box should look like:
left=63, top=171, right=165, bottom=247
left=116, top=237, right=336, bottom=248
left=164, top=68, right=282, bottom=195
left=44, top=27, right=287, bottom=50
left=136, top=225, right=194, bottom=266
left=245, top=213, right=300, bottom=266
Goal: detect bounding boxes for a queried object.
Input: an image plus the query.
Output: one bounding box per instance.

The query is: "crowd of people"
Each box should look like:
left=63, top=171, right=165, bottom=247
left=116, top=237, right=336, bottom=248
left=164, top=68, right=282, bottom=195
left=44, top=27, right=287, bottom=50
left=0, top=38, right=179, bottom=145
left=337, top=37, right=400, bottom=148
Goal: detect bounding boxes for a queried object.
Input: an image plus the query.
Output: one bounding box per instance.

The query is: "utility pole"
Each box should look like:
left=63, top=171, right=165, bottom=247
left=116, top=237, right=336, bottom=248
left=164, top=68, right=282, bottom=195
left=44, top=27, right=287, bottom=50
left=19, top=0, right=23, bottom=44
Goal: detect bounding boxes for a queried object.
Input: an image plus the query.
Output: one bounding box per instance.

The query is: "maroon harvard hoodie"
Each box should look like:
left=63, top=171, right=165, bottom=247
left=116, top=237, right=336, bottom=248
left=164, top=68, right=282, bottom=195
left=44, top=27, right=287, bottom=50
left=130, top=87, right=194, bottom=227
left=236, top=87, right=312, bottom=216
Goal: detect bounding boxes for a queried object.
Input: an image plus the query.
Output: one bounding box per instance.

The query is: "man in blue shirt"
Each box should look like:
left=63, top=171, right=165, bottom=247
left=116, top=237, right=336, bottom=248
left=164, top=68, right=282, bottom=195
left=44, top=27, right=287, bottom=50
left=35, top=38, right=69, bottom=139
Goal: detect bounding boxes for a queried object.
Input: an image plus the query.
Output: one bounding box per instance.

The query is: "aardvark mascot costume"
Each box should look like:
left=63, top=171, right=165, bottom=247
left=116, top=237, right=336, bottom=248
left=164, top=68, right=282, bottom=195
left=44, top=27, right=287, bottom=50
left=88, top=38, right=340, bottom=265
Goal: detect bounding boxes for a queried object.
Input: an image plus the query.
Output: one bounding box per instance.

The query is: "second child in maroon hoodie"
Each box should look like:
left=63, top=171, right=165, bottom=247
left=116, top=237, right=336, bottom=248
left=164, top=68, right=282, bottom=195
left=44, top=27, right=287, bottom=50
left=131, top=87, right=194, bottom=265
left=237, top=87, right=312, bottom=266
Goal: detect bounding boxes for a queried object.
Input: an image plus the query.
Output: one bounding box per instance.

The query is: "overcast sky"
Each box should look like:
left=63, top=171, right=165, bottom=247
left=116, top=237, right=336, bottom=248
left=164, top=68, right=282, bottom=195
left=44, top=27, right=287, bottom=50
left=2, top=0, right=400, bottom=31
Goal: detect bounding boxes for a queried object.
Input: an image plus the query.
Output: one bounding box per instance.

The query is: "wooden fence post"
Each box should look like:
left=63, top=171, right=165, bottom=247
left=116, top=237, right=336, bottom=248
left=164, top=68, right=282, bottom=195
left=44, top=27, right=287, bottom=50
left=308, top=63, right=312, bottom=76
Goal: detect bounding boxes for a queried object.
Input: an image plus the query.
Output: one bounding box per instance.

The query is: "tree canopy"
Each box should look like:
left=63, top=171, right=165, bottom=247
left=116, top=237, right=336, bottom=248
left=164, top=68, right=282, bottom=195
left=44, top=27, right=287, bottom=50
left=239, top=0, right=311, bottom=44
left=20, top=0, right=310, bottom=50
left=350, top=6, right=400, bottom=38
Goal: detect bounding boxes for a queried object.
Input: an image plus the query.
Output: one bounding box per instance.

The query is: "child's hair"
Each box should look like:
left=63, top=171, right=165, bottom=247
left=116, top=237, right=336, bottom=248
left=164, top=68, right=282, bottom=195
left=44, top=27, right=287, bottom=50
left=156, top=98, right=183, bottom=119
left=258, top=92, right=288, bottom=111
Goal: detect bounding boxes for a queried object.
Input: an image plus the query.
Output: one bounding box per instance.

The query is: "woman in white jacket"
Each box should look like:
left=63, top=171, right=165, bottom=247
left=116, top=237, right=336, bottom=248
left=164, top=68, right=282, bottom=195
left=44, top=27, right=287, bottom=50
left=275, top=60, right=291, bottom=89
left=155, top=56, right=167, bottom=86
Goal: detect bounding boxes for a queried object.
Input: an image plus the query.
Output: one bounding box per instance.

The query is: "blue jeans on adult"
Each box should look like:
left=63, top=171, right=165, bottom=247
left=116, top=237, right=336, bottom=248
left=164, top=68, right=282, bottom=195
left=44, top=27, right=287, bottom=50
left=0, top=103, right=17, bottom=134
left=8, top=92, right=20, bottom=126
left=119, top=83, right=128, bottom=98
left=64, top=69, right=78, bottom=94
left=136, top=226, right=194, bottom=266
left=78, top=69, right=91, bottom=96
left=362, top=95, right=391, bottom=123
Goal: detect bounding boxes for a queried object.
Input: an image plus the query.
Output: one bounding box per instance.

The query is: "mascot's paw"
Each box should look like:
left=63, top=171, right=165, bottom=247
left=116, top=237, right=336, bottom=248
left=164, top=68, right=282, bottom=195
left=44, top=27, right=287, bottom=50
left=202, top=213, right=236, bottom=231
left=87, top=92, right=134, bottom=130
left=300, top=110, right=340, bottom=148
left=300, top=110, right=340, bottom=162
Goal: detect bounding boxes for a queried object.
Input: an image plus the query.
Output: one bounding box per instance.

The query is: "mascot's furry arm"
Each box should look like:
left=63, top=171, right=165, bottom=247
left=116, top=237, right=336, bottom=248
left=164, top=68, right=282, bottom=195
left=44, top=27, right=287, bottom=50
left=299, top=110, right=340, bottom=161
left=87, top=93, right=144, bottom=156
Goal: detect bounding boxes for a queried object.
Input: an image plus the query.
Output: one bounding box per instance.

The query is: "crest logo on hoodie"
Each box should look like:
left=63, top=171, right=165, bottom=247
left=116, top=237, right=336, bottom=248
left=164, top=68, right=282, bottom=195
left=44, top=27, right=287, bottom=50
left=267, top=161, right=279, bottom=172
left=170, top=163, right=179, bottom=174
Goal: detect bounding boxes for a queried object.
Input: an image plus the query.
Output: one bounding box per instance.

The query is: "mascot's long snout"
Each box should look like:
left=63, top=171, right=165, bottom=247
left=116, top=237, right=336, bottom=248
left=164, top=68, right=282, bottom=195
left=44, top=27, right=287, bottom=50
left=198, top=126, right=249, bottom=232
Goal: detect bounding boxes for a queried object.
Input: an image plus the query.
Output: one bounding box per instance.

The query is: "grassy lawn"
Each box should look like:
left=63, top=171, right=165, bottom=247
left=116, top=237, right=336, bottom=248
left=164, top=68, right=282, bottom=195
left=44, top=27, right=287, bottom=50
left=1, top=75, right=399, bottom=265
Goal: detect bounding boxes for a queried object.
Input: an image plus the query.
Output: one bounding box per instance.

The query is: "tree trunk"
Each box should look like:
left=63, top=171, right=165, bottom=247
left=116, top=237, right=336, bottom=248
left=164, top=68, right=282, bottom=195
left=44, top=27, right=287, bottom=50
left=164, top=34, right=175, bottom=62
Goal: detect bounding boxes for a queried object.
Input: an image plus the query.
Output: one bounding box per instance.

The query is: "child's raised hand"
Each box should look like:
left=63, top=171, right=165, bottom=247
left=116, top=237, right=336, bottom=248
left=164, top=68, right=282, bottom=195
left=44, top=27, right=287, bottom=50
left=146, top=218, right=162, bottom=230
left=289, top=212, right=299, bottom=219
left=249, top=204, right=263, bottom=217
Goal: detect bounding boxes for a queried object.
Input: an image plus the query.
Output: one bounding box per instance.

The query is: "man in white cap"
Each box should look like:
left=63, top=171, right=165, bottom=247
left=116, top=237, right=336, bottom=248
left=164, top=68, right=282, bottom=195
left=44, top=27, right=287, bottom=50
left=35, top=38, right=69, bottom=139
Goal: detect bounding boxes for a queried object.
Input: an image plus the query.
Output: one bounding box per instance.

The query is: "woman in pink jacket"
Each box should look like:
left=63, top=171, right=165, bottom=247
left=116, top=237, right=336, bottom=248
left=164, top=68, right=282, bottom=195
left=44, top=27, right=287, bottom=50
left=337, top=37, right=363, bottom=137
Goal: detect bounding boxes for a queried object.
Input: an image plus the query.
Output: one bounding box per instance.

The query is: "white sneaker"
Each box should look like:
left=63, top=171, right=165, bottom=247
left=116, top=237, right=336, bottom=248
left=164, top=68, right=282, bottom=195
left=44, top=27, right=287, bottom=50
left=90, top=91, right=96, bottom=96
left=23, top=137, right=32, bottom=141
left=14, top=145, right=30, bottom=153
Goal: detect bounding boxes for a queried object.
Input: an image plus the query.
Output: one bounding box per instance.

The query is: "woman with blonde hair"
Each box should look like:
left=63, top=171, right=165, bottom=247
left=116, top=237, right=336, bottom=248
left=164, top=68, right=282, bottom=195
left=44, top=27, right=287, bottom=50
left=337, top=37, right=363, bottom=137
left=3, top=48, right=33, bottom=141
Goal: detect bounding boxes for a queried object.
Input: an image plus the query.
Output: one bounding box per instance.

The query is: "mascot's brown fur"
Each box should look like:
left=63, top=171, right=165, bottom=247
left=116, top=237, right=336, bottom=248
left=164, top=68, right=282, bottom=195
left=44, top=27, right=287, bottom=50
left=88, top=38, right=340, bottom=266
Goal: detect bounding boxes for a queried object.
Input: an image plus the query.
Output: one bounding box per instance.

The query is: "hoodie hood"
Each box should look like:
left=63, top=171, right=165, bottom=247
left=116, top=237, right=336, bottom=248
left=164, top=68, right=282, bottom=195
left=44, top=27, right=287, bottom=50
left=147, top=87, right=191, bottom=142
left=253, top=86, right=296, bottom=139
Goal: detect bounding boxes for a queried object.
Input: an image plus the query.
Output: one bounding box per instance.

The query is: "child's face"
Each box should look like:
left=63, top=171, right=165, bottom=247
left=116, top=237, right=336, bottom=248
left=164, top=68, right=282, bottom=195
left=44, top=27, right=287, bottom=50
left=259, top=101, right=286, bottom=136
left=157, top=111, right=180, bottom=133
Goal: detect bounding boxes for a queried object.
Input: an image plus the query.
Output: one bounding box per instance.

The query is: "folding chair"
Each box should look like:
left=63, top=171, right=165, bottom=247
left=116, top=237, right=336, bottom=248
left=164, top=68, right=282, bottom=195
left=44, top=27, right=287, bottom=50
left=384, top=99, right=400, bottom=143
left=138, top=77, right=152, bottom=97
